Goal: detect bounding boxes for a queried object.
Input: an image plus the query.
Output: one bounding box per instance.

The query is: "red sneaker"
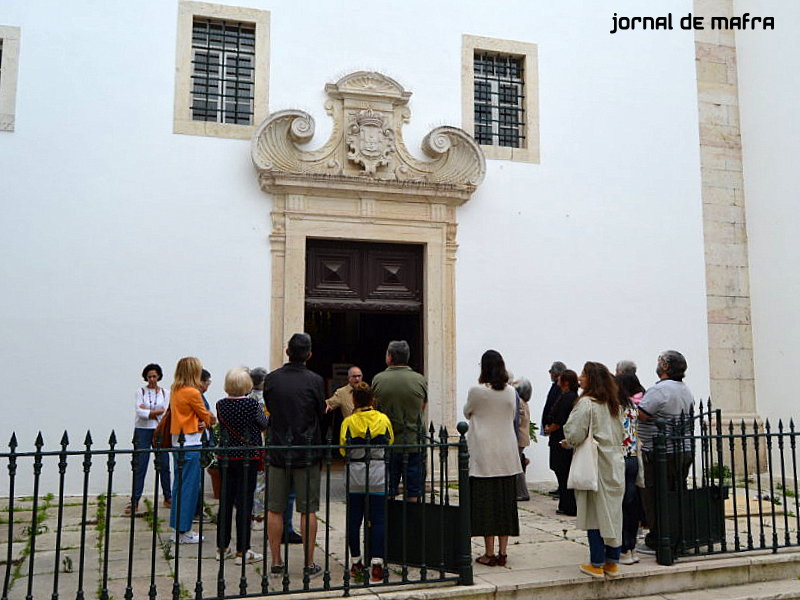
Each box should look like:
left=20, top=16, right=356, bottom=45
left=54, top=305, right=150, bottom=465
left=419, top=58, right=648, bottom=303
left=369, top=560, right=384, bottom=585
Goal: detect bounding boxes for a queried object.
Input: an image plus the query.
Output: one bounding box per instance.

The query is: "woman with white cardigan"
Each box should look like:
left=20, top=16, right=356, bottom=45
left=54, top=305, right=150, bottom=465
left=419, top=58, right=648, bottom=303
left=463, top=350, right=522, bottom=567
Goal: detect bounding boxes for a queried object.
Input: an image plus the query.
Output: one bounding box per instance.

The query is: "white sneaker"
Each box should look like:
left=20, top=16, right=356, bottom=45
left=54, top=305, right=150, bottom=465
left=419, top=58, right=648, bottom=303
left=216, top=547, right=233, bottom=561
left=235, top=550, right=263, bottom=565
left=177, top=531, right=203, bottom=544
left=619, top=550, right=639, bottom=565
left=252, top=518, right=264, bottom=531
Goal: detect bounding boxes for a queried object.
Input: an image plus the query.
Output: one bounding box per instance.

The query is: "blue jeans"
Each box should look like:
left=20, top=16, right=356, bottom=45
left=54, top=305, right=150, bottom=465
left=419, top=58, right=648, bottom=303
left=170, top=445, right=201, bottom=533
left=347, top=493, right=385, bottom=560
left=387, top=452, right=423, bottom=498
left=588, top=529, right=621, bottom=567
left=132, top=428, right=171, bottom=504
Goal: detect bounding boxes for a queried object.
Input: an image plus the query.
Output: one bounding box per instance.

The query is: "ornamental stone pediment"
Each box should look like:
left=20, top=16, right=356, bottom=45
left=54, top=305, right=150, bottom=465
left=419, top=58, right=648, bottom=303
left=251, top=71, right=485, bottom=204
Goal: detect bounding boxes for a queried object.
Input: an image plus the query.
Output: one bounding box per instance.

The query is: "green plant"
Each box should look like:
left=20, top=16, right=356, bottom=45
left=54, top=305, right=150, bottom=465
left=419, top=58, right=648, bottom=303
left=528, top=421, right=539, bottom=444
left=95, top=493, right=108, bottom=600
left=9, top=494, right=54, bottom=590
left=709, top=463, right=732, bottom=482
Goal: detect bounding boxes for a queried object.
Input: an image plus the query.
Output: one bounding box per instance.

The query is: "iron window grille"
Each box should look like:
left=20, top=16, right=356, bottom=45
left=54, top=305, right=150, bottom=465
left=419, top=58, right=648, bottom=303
left=473, top=52, right=526, bottom=148
left=190, top=17, right=255, bottom=125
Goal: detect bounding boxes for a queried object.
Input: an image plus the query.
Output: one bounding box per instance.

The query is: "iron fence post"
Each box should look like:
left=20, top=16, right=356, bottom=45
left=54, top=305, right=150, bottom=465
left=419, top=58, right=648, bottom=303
left=456, top=422, right=473, bottom=585
left=654, top=419, right=674, bottom=566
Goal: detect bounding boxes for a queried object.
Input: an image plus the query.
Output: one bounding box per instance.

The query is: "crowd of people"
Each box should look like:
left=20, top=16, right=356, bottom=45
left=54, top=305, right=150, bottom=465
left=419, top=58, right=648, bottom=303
left=536, top=351, right=694, bottom=577
left=130, top=336, right=695, bottom=582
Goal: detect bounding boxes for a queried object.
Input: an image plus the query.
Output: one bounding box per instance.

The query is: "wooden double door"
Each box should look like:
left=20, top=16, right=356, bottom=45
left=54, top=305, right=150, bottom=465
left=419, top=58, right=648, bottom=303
left=304, top=238, right=424, bottom=391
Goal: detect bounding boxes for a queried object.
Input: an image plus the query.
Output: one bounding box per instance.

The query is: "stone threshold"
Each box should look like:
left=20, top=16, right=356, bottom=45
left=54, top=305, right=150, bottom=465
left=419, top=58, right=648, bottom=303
left=258, top=549, right=800, bottom=600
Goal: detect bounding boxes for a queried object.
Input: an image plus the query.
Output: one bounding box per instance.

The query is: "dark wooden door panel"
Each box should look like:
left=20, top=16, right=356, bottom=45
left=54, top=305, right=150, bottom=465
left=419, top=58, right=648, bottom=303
left=306, top=239, right=422, bottom=311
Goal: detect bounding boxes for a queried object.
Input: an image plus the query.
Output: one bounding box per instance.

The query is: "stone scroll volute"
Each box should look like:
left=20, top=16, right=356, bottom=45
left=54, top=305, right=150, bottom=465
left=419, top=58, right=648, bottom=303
left=251, top=71, right=485, bottom=195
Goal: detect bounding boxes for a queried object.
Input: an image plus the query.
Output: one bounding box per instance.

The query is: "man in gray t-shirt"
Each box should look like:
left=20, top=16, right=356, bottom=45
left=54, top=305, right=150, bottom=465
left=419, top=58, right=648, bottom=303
left=638, top=350, right=695, bottom=551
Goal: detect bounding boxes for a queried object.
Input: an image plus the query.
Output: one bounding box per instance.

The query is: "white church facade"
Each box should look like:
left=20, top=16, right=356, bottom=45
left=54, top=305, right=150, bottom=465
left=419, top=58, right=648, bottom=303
left=0, top=0, right=796, bottom=483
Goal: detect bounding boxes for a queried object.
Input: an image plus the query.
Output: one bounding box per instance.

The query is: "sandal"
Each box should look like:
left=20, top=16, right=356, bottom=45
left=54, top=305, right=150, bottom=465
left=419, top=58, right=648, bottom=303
left=475, top=554, right=498, bottom=566
left=497, top=553, right=507, bottom=567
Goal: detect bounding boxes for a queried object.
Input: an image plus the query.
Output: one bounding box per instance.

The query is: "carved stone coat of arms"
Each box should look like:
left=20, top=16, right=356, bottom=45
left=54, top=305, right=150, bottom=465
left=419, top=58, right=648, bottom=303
left=346, top=108, right=395, bottom=175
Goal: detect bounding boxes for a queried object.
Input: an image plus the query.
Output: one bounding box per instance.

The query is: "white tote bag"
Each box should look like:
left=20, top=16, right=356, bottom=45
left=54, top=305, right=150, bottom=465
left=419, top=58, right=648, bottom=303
left=567, top=404, right=599, bottom=491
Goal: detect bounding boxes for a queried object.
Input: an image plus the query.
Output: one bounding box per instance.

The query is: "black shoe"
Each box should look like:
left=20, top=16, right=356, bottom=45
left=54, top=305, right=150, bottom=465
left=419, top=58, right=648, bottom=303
left=556, top=509, right=576, bottom=516
left=548, top=488, right=559, bottom=496
left=283, top=531, right=303, bottom=544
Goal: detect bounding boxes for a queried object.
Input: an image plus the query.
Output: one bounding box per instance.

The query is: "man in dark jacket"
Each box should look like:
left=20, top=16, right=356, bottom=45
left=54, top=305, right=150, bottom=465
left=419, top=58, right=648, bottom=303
left=264, top=333, right=326, bottom=578
left=541, top=361, right=567, bottom=495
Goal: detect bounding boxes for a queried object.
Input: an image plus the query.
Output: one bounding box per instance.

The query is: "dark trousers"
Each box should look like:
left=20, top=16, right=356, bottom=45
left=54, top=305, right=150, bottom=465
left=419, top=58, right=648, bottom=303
left=622, top=456, right=643, bottom=552
left=641, top=451, right=693, bottom=548
left=550, top=445, right=576, bottom=515
left=347, top=493, right=386, bottom=560
left=217, top=461, right=258, bottom=552
left=515, top=448, right=530, bottom=500
left=132, top=428, right=171, bottom=504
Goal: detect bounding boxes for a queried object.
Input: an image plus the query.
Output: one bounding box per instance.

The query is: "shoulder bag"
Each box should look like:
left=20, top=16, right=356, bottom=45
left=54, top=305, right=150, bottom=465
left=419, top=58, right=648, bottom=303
left=567, top=401, right=599, bottom=491
left=152, top=408, right=172, bottom=449
left=216, top=404, right=265, bottom=471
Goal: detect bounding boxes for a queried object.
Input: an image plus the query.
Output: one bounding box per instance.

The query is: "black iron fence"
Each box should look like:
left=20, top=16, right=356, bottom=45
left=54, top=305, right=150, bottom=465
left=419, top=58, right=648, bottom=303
left=0, top=423, right=472, bottom=600
left=652, top=401, right=800, bottom=565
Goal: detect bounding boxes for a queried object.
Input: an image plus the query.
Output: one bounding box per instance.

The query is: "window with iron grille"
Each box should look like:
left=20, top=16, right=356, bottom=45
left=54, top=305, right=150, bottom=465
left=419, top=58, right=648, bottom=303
left=473, top=52, right=525, bottom=148
left=191, top=18, right=255, bottom=125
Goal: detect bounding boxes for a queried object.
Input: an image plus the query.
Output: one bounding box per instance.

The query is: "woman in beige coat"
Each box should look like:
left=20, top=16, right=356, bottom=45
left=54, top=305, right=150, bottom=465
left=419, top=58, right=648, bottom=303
left=562, top=362, right=625, bottom=579
left=463, top=350, right=522, bottom=567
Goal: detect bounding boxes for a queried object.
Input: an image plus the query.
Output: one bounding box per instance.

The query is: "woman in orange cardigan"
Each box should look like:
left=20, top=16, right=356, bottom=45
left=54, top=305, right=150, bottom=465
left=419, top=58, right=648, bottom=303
left=169, top=356, right=215, bottom=543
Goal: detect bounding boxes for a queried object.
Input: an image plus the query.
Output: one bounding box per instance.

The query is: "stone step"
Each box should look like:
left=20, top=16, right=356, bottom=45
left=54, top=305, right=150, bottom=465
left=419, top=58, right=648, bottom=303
left=359, top=550, right=800, bottom=600
left=628, top=578, right=800, bottom=600
left=629, top=578, right=800, bottom=600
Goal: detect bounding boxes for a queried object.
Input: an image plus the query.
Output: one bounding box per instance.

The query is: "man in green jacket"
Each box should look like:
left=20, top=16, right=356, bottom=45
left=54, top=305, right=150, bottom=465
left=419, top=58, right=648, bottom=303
left=371, top=340, right=427, bottom=502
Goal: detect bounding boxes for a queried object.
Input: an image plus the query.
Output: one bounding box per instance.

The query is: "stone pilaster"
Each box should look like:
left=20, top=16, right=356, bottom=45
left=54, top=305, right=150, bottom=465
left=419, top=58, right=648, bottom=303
left=693, top=0, right=756, bottom=421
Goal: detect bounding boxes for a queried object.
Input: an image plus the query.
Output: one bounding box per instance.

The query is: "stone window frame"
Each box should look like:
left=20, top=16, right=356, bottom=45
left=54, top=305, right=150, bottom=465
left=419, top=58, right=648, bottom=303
left=173, top=1, right=270, bottom=139
left=0, top=25, right=21, bottom=132
left=462, top=34, right=539, bottom=163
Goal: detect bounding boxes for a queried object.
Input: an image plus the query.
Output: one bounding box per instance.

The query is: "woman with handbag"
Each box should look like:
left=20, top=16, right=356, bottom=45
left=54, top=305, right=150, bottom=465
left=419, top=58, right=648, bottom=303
left=127, top=363, right=172, bottom=515
left=562, top=362, right=624, bottom=578
left=169, top=357, right=215, bottom=544
left=463, top=350, right=521, bottom=567
left=215, top=367, right=269, bottom=563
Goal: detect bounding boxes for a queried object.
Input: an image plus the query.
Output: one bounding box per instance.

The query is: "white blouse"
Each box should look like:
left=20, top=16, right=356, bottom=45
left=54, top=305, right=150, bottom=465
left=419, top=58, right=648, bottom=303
left=134, top=387, right=170, bottom=429
left=463, top=384, right=523, bottom=478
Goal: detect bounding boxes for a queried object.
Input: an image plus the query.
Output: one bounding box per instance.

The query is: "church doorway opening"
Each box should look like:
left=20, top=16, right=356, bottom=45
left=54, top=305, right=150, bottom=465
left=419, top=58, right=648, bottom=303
left=303, top=238, right=424, bottom=433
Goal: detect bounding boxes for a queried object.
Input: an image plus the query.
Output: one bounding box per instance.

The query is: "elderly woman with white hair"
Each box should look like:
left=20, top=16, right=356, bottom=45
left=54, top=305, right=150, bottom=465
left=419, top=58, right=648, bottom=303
left=513, top=377, right=533, bottom=501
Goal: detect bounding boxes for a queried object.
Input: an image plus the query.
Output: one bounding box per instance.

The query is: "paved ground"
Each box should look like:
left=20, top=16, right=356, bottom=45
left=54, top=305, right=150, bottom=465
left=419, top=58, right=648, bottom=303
left=0, top=476, right=797, bottom=600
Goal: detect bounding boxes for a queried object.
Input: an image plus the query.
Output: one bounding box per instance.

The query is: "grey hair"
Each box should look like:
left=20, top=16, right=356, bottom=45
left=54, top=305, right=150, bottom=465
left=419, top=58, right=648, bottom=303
left=616, top=360, right=637, bottom=375
left=249, top=367, right=268, bottom=387
left=514, top=377, right=533, bottom=402
left=549, top=361, right=567, bottom=375
left=386, top=340, right=410, bottom=365
left=658, top=350, right=687, bottom=381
